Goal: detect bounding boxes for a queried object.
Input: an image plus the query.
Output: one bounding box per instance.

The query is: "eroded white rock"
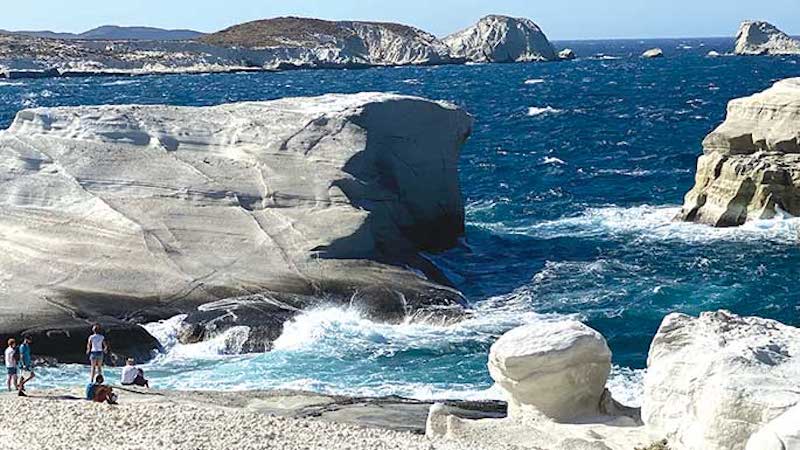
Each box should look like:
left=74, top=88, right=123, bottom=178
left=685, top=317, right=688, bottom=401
left=558, top=48, right=576, bottom=60
left=642, top=48, right=664, bottom=58
left=643, top=311, right=800, bottom=450
left=678, top=78, right=800, bottom=226
left=488, top=320, right=611, bottom=421
left=735, top=21, right=800, bottom=56
left=443, top=15, right=557, bottom=63
left=746, top=404, right=800, bottom=450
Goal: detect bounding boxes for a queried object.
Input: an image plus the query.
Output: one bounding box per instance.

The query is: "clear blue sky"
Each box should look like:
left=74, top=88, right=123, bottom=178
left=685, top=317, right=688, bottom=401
left=4, top=0, right=799, bottom=40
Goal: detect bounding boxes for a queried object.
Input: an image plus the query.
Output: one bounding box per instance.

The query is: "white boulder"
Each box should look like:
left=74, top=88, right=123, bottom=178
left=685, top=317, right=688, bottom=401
left=642, top=311, right=800, bottom=450
left=558, top=48, right=577, bottom=60
left=443, top=15, right=557, bottom=63
left=488, top=320, right=612, bottom=421
left=746, top=404, right=800, bottom=450
left=707, top=50, right=721, bottom=57
left=735, top=21, right=800, bottom=56
left=642, top=48, right=664, bottom=58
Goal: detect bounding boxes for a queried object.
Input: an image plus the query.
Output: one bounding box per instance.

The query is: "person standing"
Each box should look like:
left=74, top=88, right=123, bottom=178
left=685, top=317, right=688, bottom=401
left=5, top=338, right=18, bottom=392
left=86, top=325, right=108, bottom=382
left=17, top=335, right=34, bottom=396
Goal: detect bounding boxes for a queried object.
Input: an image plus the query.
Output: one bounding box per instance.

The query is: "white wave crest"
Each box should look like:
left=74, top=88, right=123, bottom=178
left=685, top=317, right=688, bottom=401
left=143, top=314, right=251, bottom=360
left=524, top=78, right=545, bottom=85
left=527, top=106, right=563, bottom=117
left=471, top=204, right=800, bottom=244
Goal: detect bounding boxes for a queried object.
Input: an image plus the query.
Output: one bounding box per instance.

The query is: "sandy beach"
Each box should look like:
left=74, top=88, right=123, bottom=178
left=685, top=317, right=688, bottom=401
left=0, top=388, right=526, bottom=450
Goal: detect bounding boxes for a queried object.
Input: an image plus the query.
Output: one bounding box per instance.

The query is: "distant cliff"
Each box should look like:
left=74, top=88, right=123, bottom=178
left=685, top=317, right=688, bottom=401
left=443, top=15, right=557, bottom=63
left=734, top=21, right=800, bottom=55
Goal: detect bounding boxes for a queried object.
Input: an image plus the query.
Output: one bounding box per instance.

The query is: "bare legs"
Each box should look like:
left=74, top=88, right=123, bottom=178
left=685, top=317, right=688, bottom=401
left=89, top=358, right=103, bottom=382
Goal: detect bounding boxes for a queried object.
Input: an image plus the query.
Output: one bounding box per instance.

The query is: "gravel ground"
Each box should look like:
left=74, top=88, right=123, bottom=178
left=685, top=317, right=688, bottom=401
left=0, top=391, right=528, bottom=450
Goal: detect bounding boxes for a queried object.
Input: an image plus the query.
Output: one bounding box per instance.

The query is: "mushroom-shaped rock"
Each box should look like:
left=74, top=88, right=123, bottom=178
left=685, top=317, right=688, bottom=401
left=488, top=320, right=612, bottom=421
left=643, top=311, right=800, bottom=450
left=642, top=48, right=664, bottom=58
left=558, top=48, right=577, bottom=60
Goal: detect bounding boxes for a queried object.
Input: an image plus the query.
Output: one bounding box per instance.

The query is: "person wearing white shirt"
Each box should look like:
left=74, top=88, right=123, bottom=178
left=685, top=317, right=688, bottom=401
left=5, top=338, right=18, bottom=392
left=120, top=358, right=150, bottom=388
left=86, top=324, right=109, bottom=382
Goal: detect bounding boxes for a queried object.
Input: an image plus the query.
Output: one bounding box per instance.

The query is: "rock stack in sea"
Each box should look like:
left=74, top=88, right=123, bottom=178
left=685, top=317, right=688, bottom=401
left=443, top=15, right=557, bottom=63
left=427, top=311, right=800, bottom=450
left=0, top=93, right=473, bottom=361
left=734, top=21, right=800, bottom=56
left=678, top=78, right=800, bottom=226
left=642, top=48, right=664, bottom=58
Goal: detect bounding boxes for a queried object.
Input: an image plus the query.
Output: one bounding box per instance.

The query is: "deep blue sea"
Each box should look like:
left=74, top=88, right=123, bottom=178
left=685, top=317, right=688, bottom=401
left=3, top=38, right=799, bottom=405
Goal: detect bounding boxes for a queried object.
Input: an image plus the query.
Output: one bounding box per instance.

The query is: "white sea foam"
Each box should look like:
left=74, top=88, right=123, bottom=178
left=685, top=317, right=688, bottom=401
left=607, top=366, right=645, bottom=407
left=471, top=204, right=800, bottom=244
left=527, top=106, right=562, bottom=117
left=0, top=81, right=23, bottom=87
left=101, top=79, right=141, bottom=86
left=524, top=78, right=545, bottom=85
left=541, top=156, right=566, bottom=165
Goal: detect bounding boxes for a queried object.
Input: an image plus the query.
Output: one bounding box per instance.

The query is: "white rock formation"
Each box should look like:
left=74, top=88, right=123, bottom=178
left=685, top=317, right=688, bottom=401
left=558, top=48, right=576, bottom=60
left=642, top=48, right=664, bottom=58
left=643, top=311, right=800, bottom=450
left=0, top=93, right=472, bottom=359
left=707, top=50, right=721, bottom=57
left=678, top=78, right=800, bottom=226
left=443, top=15, right=557, bottom=63
left=746, top=404, right=800, bottom=450
left=488, top=320, right=612, bottom=421
left=734, top=21, right=800, bottom=56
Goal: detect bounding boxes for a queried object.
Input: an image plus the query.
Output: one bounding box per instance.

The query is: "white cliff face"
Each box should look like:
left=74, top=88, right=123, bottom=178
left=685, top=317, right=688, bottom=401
left=443, top=15, right=557, bottom=63
left=643, top=311, right=800, bottom=450
left=735, top=21, right=800, bottom=56
left=678, top=78, right=800, bottom=226
left=488, top=321, right=612, bottom=421
left=0, top=93, right=472, bottom=358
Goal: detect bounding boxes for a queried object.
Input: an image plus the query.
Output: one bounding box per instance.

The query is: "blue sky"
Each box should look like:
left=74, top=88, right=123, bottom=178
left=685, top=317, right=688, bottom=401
left=4, top=0, right=799, bottom=40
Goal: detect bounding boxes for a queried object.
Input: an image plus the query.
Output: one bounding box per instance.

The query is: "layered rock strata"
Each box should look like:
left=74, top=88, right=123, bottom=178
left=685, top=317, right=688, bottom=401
left=0, top=93, right=472, bottom=361
left=678, top=78, right=800, bottom=226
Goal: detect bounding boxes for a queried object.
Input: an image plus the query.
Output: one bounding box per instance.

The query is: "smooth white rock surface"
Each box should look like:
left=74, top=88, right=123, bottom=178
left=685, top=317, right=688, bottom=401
left=735, top=21, right=800, bottom=56
left=558, top=48, right=576, bottom=60
left=642, top=311, right=800, bottom=450
left=488, top=320, right=612, bottom=421
left=443, top=15, right=557, bottom=63
left=0, top=93, right=472, bottom=349
left=746, top=404, right=800, bottom=450
left=642, top=48, right=664, bottom=58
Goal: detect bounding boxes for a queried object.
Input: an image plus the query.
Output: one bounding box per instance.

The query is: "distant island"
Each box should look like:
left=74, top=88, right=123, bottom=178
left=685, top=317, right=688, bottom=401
left=0, top=25, right=204, bottom=41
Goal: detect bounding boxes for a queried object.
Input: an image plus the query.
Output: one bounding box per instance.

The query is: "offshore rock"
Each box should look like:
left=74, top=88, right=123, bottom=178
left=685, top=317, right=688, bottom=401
left=734, top=21, right=800, bottom=56
left=642, top=311, right=800, bottom=450
left=641, top=48, right=664, bottom=58
left=678, top=78, right=800, bottom=226
left=443, top=15, right=557, bottom=63
left=558, top=48, right=577, bottom=60
left=0, top=93, right=472, bottom=361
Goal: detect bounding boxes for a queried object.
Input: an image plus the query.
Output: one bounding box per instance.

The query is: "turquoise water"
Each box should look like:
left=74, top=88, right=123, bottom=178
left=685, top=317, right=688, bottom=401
left=3, top=38, right=799, bottom=405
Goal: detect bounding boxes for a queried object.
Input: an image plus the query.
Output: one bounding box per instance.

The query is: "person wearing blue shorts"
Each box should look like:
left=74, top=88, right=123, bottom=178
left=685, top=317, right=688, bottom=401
left=86, top=324, right=109, bottom=382
left=5, top=338, right=18, bottom=392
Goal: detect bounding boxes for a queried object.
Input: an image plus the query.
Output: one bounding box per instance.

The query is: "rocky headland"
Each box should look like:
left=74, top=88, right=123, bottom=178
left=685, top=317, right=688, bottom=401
left=0, top=15, right=568, bottom=78
left=443, top=15, right=557, bottom=63
left=0, top=93, right=472, bottom=362
left=678, top=78, right=800, bottom=226
left=734, top=21, right=800, bottom=56
left=428, top=310, right=800, bottom=450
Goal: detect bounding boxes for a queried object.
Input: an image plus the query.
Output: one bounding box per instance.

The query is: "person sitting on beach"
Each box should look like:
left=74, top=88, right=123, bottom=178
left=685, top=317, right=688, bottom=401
left=121, top=358, right=149, bottom=388
left=86, top=374, right=117, bottom=405
left=86, top=324, right=108, bottom=382
left=17, top=335, right=35, bottom=396
left=4, top=338, right=18, bottom=392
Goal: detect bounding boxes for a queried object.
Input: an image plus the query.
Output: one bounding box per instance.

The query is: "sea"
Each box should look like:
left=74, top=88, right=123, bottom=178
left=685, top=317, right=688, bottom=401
left=2, top=38, right=799, bottom=406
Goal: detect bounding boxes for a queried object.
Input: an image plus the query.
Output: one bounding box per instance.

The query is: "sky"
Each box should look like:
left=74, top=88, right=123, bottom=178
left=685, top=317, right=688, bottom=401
left=4, top=0, right=800, bottom=40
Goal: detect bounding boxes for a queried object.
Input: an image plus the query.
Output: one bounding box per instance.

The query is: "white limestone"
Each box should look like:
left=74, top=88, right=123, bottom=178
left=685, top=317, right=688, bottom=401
left=735, top=21, right=800, bottom=56
left=443, top=15, right=557, bottom=63
left=488, top=320, right=612, bottom=420
left=746, top=404, right=800, bottom=450
left=558, top=48, right=576, bottom=60
left=678, top=78, right=800, bottom=226
left=642, top=48, right=664, bottom=58
left=0, top=93, right=472, bottom=349
left=642, top=311, right=800, bottom=450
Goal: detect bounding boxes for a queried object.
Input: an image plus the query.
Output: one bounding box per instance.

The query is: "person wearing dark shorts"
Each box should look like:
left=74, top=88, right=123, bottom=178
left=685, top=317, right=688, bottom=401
left=86, top=324, right=108, bottom=382
left=17, top=335, right=34, bottom=396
